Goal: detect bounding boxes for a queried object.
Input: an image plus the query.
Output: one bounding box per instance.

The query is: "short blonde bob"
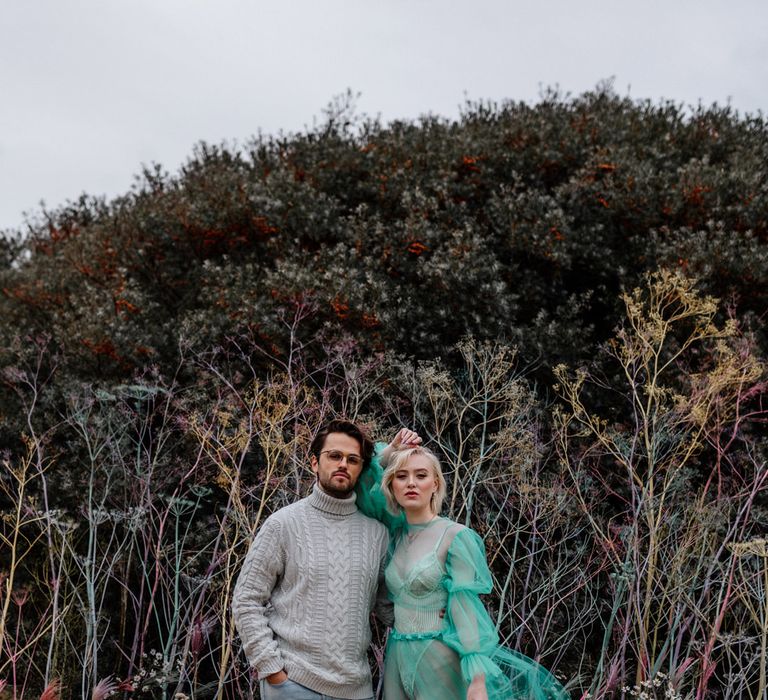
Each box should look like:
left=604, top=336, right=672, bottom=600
left=380, top=446, right=447, bottom=515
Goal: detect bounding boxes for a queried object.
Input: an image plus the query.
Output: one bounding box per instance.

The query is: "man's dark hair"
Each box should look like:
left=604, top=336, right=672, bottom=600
left=310, top=419, right=374, bottom=470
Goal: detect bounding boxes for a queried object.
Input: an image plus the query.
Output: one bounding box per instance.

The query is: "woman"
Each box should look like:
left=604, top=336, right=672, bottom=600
left=356, top=430, right=568, bottom=700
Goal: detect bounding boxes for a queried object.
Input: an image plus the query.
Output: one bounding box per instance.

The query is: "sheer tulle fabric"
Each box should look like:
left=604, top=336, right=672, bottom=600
left=356, top=446, right=569, bottom=700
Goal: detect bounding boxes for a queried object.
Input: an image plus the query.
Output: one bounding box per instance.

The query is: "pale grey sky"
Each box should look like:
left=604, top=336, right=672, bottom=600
left=2, top=0, right=766, bottom=233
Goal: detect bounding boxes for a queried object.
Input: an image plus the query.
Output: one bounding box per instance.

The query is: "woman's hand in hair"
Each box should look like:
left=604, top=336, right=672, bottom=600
left=391, top=428, right=422, bottom=449
left=381, top=428, right=422, bottom=465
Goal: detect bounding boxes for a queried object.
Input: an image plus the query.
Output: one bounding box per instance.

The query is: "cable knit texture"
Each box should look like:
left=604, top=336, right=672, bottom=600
left=232, top=484, right=391, bottom=699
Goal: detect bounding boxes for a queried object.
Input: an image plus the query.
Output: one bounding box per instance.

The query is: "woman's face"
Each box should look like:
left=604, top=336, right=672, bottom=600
left=391, top=453, right=438, bottom=515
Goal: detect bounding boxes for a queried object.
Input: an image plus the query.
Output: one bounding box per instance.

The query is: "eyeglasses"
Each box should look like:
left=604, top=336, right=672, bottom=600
left=320, top=450, right=363, bottom=468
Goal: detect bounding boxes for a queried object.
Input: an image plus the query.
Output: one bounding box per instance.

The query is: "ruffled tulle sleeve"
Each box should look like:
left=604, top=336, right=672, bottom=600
left=354, top=441, right=406, bottom=534
left=443, top=527, right=570, bottom=700
left=441, top=527, right=507, bottom=686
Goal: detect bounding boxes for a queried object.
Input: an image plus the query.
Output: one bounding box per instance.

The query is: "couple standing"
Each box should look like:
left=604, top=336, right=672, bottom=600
left=232, top=419, right=567, bottom=700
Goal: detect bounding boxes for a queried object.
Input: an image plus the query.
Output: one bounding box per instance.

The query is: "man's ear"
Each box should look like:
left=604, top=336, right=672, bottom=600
left=310, top=454, right=319, bottom=475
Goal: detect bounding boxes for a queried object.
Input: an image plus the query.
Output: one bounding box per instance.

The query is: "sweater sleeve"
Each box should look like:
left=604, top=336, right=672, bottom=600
left=232, top=516, right=286, bottom=677
left=441, top=527, right=507, bottom=686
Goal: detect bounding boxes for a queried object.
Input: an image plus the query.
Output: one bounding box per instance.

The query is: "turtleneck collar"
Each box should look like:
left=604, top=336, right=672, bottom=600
left=308, top=482, right=358, bottom=517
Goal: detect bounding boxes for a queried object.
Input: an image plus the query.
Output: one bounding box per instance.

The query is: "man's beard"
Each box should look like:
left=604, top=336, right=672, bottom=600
left=318, top=472, right=356, bottom=498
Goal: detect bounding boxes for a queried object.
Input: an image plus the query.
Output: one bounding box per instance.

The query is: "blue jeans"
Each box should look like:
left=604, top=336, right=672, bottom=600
left=260, top=678, right=374, bottom=700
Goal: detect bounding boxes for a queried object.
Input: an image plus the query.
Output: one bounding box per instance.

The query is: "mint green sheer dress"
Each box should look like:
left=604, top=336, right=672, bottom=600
left=356, top=449, right=569, bottom=700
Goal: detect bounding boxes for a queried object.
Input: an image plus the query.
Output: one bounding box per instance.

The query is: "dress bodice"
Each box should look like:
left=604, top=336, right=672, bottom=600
left=385, top=517, right=462, bottom=634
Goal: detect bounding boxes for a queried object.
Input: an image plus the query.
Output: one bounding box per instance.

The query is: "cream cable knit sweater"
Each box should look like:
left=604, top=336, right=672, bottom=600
left=232, top=484, right=391, bottom=699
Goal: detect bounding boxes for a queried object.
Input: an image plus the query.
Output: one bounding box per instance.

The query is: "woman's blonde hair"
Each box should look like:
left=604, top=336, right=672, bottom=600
left=381, top=446, right=447, bottom=515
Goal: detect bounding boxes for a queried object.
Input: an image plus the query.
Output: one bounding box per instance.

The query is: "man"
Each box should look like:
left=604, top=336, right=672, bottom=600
left=232, top=419, right=394, bottom=700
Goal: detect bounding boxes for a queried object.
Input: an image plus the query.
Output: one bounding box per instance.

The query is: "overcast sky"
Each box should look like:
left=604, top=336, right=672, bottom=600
left=2, top=0, right=766, bottom=233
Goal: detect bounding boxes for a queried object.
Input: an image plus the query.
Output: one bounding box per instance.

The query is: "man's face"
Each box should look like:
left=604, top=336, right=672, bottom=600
left=310, top=432, right=364, bottom=498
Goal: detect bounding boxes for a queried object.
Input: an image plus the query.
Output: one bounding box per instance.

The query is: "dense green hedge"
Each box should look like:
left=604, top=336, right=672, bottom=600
left=3, top=87, right=766, bottom=388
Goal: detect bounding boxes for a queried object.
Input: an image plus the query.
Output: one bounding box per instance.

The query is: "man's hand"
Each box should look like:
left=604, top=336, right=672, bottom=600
left=265, top=670, right=288, bottom=685
left=467, top=674, right=488, bottom=700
